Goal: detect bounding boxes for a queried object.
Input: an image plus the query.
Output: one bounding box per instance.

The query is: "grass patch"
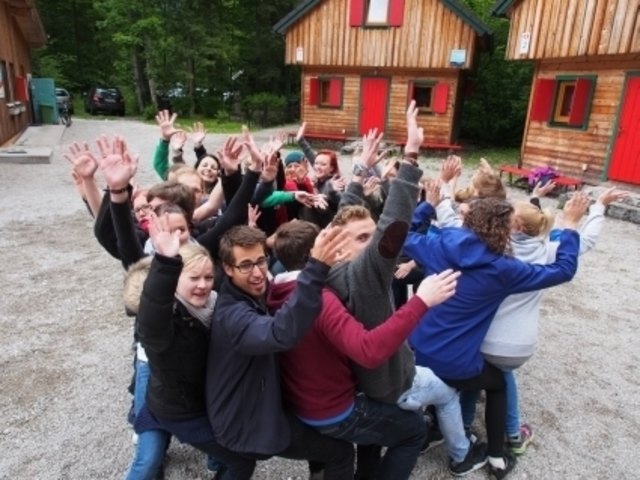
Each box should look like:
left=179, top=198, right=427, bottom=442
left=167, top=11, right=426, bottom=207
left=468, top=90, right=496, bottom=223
left=460, top=146, right=521, bottom=167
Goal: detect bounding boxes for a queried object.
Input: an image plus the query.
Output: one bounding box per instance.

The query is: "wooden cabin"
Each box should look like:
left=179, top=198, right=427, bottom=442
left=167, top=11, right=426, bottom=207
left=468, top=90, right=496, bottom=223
left=0, top=0, right=46, bottom=146
left=493, top=0, right=640, bottom=185
left=274, top=0, right=492, bottom=147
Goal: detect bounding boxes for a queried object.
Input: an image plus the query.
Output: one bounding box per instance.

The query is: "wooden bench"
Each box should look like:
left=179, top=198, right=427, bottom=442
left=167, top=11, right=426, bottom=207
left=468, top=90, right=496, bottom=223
left=498, top=165, right=583, bottom=191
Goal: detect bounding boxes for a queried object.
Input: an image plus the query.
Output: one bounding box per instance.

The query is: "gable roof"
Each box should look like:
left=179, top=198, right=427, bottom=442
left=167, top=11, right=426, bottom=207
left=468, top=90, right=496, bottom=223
left=274, top=0, right=493, bottom=39
left=491, top=0, right=519, bottom=17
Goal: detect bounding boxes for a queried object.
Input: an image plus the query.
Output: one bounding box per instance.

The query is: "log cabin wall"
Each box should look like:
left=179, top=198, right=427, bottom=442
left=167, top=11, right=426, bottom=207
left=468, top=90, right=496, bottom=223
left=521, top=56, right=638, bottom=178
left=300, top=67, right=460, bottom=143
left=0, top=0, right=45, bottom=145
left=284, top=0, right=480, bottom=70
left=502, top=0, right=640, bottom=60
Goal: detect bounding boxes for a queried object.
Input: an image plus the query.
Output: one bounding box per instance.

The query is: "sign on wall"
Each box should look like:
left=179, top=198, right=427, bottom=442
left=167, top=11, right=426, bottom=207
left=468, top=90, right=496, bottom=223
left=519, top=32, right=531, bottom=54
left=0, top=68, right=5, bottom=99
left=449, top=49, right=466, bottom=68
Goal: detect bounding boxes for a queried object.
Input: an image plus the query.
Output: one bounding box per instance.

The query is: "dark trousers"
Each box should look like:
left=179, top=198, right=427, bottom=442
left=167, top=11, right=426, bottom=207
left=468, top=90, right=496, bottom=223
left=443, top=362, right=506, bottom=458
left=391, top=266, right=424, bottom=309
left=315, top=394, right=426, bottom=480
left=194, top=413, right=354, bottom=480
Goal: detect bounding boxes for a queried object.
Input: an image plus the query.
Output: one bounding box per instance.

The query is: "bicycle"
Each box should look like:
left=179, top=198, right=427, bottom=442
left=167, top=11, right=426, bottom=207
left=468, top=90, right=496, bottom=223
left=59, top=101, right=72, bottom=127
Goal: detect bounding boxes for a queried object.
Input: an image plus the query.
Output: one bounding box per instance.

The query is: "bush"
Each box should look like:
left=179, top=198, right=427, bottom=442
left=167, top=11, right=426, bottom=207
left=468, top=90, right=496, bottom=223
left=142, top=105, right=157, bottom=120
left=242, top=92, right=287, bottom=127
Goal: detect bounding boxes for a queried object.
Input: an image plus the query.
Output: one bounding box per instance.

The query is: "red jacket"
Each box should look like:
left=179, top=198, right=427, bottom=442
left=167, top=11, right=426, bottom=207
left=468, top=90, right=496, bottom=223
left=266, top=274, right=428, bottom=422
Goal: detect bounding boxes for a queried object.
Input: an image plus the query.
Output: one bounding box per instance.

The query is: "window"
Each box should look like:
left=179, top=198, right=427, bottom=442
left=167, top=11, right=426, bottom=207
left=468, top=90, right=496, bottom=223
left=530, top=75, right=596, bottom=129
left=366, top=0, right=390, bottom=24
left=308, top=77, right=343, bottom=108
left=350, top=0, right=405, bottom=27
left=408, top=81, right=449, bottom=114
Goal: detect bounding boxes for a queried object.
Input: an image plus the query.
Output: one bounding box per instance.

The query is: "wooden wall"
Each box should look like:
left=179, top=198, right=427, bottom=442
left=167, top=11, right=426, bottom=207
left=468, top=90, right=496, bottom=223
left=521, top=57, right=638, bottom=178
left=0, top=1, right=33, bottom=145
left=285, top=0, right=479, bottom=69
left=301, top=67, right=459, bottom=144
left=504, top=0, right=640, bottom=60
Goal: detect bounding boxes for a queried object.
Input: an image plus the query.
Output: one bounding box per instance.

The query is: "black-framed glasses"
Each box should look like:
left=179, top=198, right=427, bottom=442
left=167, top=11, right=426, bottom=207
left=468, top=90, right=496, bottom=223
left=233, top=257, right=269, bottom=274
left=133, top=204, right=152, bottom=214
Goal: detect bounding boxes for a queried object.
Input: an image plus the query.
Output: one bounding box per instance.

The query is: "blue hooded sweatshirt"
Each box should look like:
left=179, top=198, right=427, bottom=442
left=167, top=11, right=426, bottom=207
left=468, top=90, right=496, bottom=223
left=403, top=225, right=580, bottom=380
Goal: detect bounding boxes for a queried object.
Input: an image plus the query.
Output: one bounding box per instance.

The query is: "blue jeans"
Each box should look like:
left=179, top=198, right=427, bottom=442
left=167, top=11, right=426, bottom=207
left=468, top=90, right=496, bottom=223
left=315, top=394, right=425, bottom=480
left=397, top=366, right=470, bottom=462
left=460, top=368, right=520, bottom=437
left=126, top=359, right=171, bottom=480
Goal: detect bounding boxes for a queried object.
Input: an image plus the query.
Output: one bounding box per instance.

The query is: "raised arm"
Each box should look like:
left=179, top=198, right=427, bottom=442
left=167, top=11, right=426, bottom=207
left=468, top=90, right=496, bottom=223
left=295, top=122, right=317, bottom=163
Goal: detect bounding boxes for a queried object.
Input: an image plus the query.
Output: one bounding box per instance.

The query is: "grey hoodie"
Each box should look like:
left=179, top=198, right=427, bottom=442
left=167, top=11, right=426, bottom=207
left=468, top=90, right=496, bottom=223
left=326, top=162, right=423, bottom=403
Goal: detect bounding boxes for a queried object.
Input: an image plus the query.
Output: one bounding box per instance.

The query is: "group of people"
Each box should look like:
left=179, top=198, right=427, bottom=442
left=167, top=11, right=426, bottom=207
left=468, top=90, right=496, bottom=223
left=65, top=101, right=627, bottom=480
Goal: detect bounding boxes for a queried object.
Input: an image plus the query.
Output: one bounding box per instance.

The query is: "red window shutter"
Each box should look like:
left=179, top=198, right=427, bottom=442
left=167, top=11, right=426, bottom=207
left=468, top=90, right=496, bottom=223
left=14, top=76, right=28, bottom=102
left=328, top=78, right=342, bottom=107
left=530, top=78, right=556, bottom=122
left=433, top=83, right=449, bottom=114
left=389, top=0, right=406, bottom=26
left=308, top=78, right=320, bottom=106
left=568, top=77, right=595, bottom=127
left=350, top=0, right=365, bottom=26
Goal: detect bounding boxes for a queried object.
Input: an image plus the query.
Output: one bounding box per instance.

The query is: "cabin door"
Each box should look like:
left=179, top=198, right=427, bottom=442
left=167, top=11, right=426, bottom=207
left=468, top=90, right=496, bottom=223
left=359, top=77, right=389, bottom=135
left=608, top=76, right=640, bottom=184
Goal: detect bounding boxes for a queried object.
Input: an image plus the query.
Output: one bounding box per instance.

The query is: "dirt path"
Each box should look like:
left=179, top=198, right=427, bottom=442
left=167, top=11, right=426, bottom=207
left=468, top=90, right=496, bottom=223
left=0, top=118, right=638, bottom=479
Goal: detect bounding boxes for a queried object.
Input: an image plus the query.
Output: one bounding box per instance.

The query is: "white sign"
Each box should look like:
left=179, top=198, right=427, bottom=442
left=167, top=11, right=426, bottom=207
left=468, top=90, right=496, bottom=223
left=519, top=32, right=531, bottom=54
left=0, top=68, right=4, bottom=99
left=296, top=47, right=304, bottom=63
left=449, top=49, right=466, bottom=67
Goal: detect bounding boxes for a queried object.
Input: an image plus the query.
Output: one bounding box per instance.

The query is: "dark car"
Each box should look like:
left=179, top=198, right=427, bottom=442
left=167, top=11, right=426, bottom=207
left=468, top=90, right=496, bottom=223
left=55, top=88, right=74, bottom=114
left=85, top=87, right=125, bottom=116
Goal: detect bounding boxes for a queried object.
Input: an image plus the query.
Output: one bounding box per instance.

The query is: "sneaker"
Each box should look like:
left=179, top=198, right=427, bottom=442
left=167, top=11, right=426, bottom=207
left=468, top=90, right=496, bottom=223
left=448, top=441, right=487, bottom=476
left=421, top=424, right=445, bottom=453
left=488, top=452, right=516, bottom=480
left=507, top=424, right=534, bottom=455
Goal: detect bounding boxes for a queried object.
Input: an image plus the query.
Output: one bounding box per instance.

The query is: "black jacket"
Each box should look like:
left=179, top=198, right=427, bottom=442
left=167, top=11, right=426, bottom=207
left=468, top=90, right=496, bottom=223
left=205, top=259, right=329, bottom=455
left=136, top=253, right=211, bottom=420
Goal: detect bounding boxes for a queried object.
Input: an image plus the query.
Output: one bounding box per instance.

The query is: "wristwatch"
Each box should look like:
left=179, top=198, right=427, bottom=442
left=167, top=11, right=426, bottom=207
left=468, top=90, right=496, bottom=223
left=352, top=163, right=369, bottom=177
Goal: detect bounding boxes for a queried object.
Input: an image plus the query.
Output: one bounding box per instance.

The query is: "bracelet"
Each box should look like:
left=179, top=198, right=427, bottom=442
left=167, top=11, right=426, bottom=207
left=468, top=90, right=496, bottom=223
left=402, top=153, right=419, bottom=166
left=403, top=152, right=418, bottom=159
left=104, top=186, right=128, bottom=194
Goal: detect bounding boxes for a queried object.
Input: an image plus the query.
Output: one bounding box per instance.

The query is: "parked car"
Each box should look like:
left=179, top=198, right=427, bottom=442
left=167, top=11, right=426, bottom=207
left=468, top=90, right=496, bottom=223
left=55, top=88, right=74, bottom=114
left=84, top=87, right=125, bottom=116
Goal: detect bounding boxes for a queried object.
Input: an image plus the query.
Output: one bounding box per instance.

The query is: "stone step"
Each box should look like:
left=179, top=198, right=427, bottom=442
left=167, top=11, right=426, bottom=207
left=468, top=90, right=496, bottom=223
left=0, top=146, right=53, bottom=164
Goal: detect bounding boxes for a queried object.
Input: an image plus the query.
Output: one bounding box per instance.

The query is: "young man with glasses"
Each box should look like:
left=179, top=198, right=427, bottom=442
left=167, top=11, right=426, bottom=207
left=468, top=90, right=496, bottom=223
left=204, top=224, right=355, bottom=479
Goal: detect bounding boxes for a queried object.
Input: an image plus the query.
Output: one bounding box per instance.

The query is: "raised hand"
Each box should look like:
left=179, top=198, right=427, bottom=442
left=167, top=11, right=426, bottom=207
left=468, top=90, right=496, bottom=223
left=597, top=187, right=629, bottom=206
left=330, top=176, right=347, bottom=192
left=394, top=260, right=415, bottom=279
left=240, top=126, right=264, bottom=173
left=155, top=110, right=181, bottom=141
left=363, top=176, right=381, bottom=197
left=424, top=179, right=442, bottom=207
left=65, top=142, right=98, bottom=179
left=532, top=180, right=557, bottom=198
left=260, top=151, right=279, bottom=182
left=190, top=121, right=207, bottom=147
left=405, top=100, right=424, bottom=154
left=247, top=204, right=262, bottom=228
left=440, top=155, right=462, bottom=183
left=149, top=212, right=180, bottom=257
left=96, top=135, right=138, bottom=190
left=309, top=226, right=350, bottom=267
left=562, top=191, right=590, bottom=229
left=170, top=131, right=187, bottom=151
left=219, top=136, right=244, bottom=174
left=267, top=131, right=287, bottom=153
left=359, top=128, right=385, bottom=169
left=295, top=122, right=307, bottom=142
left=415, top=269, right=461, bottom=307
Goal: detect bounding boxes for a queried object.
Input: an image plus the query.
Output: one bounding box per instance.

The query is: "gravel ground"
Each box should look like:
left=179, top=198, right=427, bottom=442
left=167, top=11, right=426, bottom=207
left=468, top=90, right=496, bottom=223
left=0, top=117, right=639, bottom=480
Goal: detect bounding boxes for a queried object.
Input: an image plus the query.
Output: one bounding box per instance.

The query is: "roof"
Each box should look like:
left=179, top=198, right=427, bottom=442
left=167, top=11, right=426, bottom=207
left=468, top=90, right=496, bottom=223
left=491, top=0, right=519, bottom=17
left=274, top=0, right=493, bottom=39
left=3, top=0, right=47, bottom=47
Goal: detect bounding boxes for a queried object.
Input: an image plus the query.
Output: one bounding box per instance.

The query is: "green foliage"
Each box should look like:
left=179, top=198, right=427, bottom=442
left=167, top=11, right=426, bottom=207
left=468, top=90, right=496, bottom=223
left=142, top=105, right=157, bottom=121
left=462, top=146, right=521, bottom=167
left=242, top=92, right=287, bottom=127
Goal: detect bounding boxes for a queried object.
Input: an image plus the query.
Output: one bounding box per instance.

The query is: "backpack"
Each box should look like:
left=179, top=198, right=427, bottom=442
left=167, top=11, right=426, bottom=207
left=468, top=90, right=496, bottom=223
left=527, top=166, right=558, bottom=189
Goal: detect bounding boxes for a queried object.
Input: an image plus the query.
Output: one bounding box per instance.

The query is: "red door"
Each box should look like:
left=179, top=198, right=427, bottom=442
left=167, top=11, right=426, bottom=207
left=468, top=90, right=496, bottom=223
left=359, top=77, right=389, bottom=135
left=608, top=76, right=640, bottom=184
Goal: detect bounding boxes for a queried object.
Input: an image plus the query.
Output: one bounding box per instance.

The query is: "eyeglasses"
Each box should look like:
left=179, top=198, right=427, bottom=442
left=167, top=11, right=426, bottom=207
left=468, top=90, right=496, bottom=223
left=134, top=204, right=152, bottom=214
left=232, top=257, right=269, bottom=274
